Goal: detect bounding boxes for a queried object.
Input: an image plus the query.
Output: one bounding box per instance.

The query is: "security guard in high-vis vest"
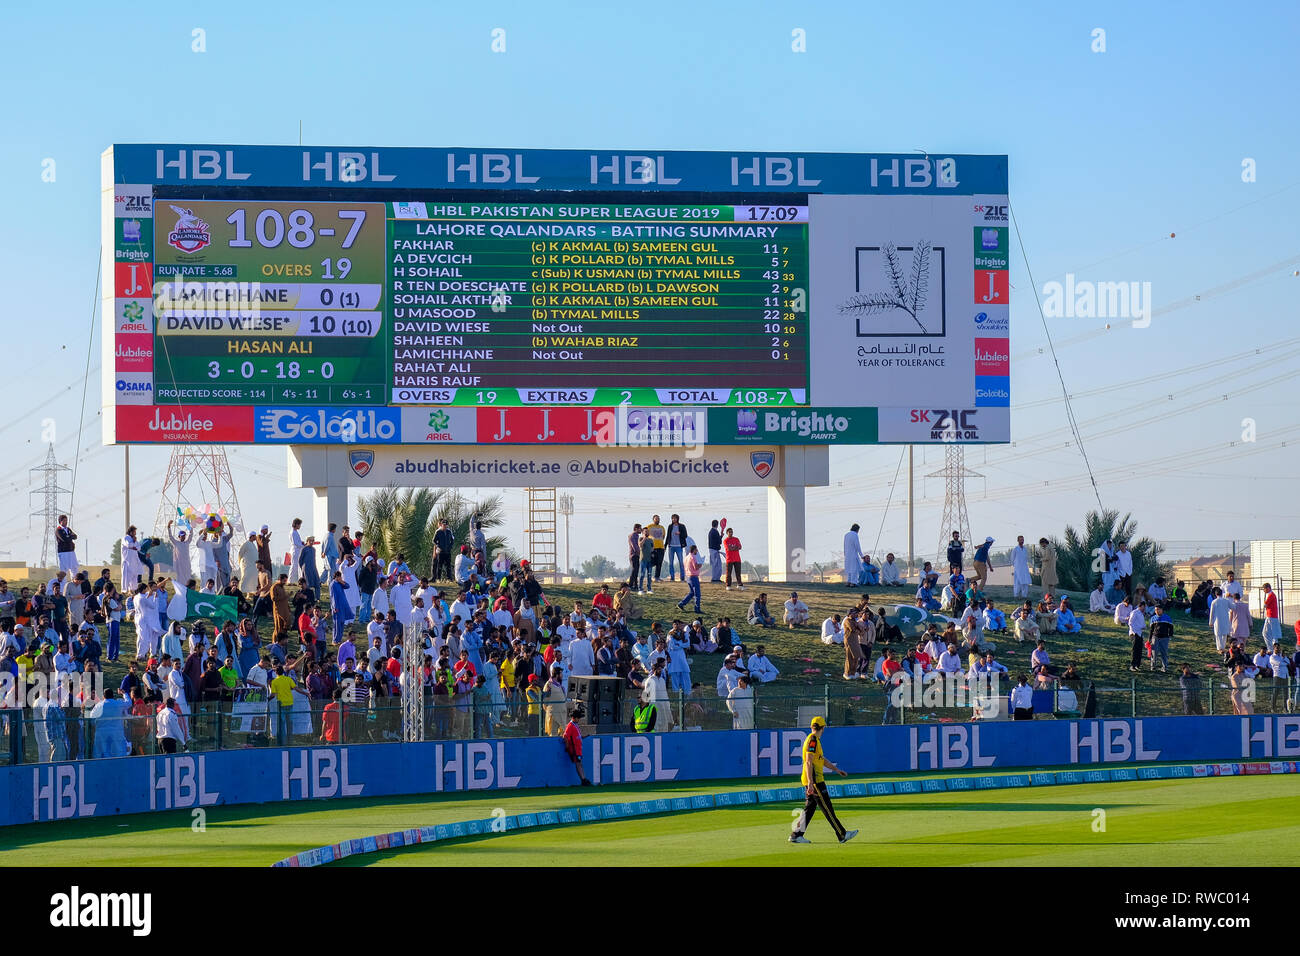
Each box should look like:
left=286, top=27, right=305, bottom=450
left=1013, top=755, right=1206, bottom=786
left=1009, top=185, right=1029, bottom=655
left=790, top=716, right=859, bottom=845
left=633, top=698, right=658, bottom=733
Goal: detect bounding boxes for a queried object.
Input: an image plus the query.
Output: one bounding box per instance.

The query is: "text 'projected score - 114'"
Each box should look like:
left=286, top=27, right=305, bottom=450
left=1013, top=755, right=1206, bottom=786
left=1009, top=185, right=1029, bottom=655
left=151, top=200, right=388, bottom=404
left=387, top=202, right=810, bottom=403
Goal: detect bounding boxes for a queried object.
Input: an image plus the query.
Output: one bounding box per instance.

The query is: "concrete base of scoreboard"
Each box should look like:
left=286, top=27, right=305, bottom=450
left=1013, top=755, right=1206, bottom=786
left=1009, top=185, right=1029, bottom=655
left=290, top=444, right=828, bottom=584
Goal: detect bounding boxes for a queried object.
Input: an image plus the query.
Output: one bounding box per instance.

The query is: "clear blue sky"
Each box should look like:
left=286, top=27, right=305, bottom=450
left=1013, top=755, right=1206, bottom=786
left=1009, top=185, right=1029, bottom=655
left=1, top=0, right=1297, bottom=567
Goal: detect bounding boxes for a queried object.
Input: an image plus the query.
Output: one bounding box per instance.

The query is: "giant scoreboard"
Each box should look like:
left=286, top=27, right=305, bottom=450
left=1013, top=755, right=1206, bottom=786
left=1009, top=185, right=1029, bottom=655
left=103, top=146, right=1009, bottom=446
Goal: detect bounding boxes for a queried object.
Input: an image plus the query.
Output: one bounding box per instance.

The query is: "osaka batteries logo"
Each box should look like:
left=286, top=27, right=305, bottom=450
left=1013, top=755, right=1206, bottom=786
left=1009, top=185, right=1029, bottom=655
left=166, top=204, right=211, bottom=254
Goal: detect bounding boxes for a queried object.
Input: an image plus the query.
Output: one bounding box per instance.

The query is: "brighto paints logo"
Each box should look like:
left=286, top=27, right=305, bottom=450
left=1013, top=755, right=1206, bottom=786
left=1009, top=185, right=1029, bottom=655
left=257, top=408, right=397, bottom=442
left=763, top=410, right=850, bottom=437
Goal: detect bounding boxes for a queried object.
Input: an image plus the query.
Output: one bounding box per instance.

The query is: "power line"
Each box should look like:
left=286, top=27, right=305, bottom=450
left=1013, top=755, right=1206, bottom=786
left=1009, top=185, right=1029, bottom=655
left=1011, top=202, right=1104, bottom=513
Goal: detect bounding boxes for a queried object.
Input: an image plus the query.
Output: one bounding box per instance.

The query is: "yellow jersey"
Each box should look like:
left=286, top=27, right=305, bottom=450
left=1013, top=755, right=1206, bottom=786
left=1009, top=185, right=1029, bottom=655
left=801, top=732, right=825, bottom=786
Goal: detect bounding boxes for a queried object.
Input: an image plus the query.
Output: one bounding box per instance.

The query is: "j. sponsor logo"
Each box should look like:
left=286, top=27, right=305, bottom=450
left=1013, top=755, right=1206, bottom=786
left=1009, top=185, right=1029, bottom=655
left=255, top=407, right=401, bottom=443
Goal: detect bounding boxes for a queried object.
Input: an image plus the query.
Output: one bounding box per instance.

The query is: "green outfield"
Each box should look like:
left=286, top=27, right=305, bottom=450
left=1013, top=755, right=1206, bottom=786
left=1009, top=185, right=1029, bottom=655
left=3, top=773, right=1297, bottom=867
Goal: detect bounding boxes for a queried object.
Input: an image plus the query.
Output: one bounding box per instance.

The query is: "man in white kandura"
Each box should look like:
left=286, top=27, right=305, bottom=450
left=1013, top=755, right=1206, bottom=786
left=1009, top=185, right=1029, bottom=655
left=1011, top=535, right=1031, bottom=599
left=842, top=524, right=865, bottom=588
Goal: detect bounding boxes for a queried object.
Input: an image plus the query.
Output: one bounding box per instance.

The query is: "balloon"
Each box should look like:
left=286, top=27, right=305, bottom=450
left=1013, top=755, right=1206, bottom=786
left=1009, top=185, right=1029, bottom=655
left=720, top=518, right=727, bottom=530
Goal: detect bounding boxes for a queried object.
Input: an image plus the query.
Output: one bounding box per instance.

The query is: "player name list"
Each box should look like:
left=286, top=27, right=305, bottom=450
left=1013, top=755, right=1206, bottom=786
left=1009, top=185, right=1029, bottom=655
left=387, top=203, right=809, bottom=396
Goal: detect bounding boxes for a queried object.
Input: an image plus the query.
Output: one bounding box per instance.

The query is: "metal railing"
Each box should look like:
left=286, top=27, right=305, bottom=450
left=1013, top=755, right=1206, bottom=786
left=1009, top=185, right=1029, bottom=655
left=2, top=676, right=1295, bottom=765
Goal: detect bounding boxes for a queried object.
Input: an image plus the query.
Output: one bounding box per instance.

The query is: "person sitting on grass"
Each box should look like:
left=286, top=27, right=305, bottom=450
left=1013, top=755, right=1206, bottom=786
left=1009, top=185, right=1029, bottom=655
left=821, top=613, right=843, bottom=646
left=982, top=599, right=1007, bottom=633
left=1090, top=581, right=1115, bottom=614
left=1030, top=639, right=1055, bottom=677
left=879, top=554, right=903, bottom=586
left=861, top=555, right=880, bottom=586
left=747, top=645, right=780, bottom=683
left=747, top=593, right=776, bottom=629
left=783, top=592, right=810, bottom=628
left=1055, top=597, right=1082, bottom=634
left=1014, top=604, right=1041, bottom=644
left=1035, top=592, right=1058, bottom=634
left=916, top=580, right=940, bottom=612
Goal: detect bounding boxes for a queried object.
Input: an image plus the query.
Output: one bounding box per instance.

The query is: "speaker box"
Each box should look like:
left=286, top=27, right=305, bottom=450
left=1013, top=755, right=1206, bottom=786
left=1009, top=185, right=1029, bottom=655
left=569, top=675, right=623, bottom=729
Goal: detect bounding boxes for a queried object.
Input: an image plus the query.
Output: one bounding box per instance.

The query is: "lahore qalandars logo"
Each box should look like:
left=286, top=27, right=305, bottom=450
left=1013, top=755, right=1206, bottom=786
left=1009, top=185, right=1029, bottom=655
left=166, top=204, right=211, bottom=254
left=349, top=449, right=374, bottom=477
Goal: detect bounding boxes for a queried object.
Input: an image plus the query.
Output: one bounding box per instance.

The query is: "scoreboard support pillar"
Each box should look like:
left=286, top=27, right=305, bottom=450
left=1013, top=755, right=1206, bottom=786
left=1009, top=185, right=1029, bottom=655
left=311, top=484, right=349, bottom=550
left=766, top=481, right=807, bottom=583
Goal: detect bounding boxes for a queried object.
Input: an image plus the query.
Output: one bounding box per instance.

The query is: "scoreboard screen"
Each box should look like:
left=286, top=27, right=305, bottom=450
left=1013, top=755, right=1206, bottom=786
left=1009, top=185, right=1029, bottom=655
left=104, top=145, right=1009, bottom=445
left=150, top=198, right=809, bottom=406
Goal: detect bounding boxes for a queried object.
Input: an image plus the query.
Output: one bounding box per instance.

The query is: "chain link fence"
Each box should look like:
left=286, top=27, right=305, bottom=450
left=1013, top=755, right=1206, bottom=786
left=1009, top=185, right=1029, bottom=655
left=3, top=674, right=1295, bottom=765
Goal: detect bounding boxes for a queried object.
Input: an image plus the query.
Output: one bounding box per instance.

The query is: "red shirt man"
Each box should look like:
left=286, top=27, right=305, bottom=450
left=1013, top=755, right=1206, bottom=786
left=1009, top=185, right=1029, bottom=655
left=322, top=697, right=343, bottom=743
left=592, top=587, right=613, bottom=614
left=562, top=715, right=592, bottom=786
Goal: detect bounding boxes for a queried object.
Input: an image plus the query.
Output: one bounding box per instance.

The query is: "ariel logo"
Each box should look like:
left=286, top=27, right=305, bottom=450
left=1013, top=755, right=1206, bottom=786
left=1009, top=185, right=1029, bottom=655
left=427, top=409, right=450, bottom=431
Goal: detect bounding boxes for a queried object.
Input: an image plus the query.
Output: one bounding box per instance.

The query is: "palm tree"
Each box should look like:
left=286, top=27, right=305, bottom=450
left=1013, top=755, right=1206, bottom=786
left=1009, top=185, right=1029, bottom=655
left=355, top=487, right=508, bottom=577
left=1053, top=509, right=1167, bottom=592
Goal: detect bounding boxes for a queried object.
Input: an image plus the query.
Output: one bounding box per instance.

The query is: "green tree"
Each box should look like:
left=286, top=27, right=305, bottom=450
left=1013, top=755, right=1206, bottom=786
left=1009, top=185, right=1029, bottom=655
left=1053, top=508, right=1167, bottom=592
left=108, top=539, right=121, bottom=566
left=355, top=487, right=507, bottom=577
left=578, top=554, right=620, bottom=579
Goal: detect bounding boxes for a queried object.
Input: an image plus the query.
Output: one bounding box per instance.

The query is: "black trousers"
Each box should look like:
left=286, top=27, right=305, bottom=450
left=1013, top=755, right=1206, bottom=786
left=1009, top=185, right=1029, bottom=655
left=1131, top=634, right=1144, bottom=668
left=1013, top=707, right=1033, bottom=720
left=793, top=781, right=846, bottom=840
left=627, top=560, right=639, bottom=590
left=434, top=552, right=453, bottom=581
left=652, top=548, right=664, bottom=580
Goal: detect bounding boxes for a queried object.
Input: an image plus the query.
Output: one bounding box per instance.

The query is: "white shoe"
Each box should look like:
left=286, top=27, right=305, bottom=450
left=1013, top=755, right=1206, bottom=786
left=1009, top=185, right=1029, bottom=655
left=726, top=586, right=732, bottom=590
left=789, top=835, right=810, bottom=844
left=839, top=829, right=859, bottom=844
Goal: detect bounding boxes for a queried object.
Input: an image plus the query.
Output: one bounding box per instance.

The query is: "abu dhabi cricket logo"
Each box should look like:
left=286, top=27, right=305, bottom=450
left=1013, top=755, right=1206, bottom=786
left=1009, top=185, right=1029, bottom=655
left=839, top=240, right=945, bottom=337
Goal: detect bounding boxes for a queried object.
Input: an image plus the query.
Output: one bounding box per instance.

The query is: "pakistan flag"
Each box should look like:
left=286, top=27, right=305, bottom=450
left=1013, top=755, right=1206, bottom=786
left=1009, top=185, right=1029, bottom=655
left=185, top=590, right=238, bottom=625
